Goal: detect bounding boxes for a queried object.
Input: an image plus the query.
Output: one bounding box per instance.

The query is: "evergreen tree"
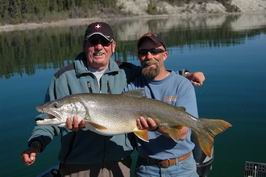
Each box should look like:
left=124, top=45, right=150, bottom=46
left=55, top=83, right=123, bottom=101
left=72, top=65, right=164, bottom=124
left=0, top=0, right=9, bottom=21
left=8, top=0, right=21, bottom=19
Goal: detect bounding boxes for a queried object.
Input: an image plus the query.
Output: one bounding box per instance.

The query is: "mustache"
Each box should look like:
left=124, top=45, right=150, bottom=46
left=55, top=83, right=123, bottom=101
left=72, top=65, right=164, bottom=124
left=142, top=59, right=159, bottom=67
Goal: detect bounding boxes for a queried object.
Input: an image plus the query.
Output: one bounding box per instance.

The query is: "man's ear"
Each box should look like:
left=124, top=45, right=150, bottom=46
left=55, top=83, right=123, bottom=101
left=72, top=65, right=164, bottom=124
left=111, top=41, right=116, bottom=53
left=162, top=51, right=168, bottom=61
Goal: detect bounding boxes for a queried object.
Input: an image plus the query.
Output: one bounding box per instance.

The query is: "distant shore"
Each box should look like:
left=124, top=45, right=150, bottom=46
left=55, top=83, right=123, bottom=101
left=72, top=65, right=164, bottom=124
left=0, top=17, right=100, bottom=33
left=1, top=12, right=265, bottom=33
left=0, top=14, right=182, bottom=33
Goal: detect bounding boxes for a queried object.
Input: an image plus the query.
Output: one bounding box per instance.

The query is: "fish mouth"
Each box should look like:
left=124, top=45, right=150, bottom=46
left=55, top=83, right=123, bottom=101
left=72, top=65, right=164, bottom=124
left=46, top=111, right=61, bottom=119
left=36, top=106, right=61, bottom=119
left=35, top=107, right=65, bottom=126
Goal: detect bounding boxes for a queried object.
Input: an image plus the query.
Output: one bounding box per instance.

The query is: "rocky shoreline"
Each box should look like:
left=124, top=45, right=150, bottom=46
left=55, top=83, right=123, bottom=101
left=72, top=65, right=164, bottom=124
left=117, top=0, right=266, bottom=14
left=0, top=0, right=265, bottom=33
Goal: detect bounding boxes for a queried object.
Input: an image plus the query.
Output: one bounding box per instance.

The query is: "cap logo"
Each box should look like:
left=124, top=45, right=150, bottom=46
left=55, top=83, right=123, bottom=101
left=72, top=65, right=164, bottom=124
left=95, top=24, right=101, bottom=29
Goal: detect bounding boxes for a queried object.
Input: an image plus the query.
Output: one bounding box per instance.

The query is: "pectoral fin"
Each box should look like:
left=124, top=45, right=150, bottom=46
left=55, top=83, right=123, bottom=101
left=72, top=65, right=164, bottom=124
left=133, top=128, right=149, bottom=142
left=87, top=122, right=107, bottom=130
left=160, top=126, right=185, bottom=141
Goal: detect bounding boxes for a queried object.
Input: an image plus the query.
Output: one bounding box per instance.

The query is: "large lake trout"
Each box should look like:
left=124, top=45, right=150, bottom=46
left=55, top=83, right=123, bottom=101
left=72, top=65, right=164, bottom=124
left=36, top=91, right=232, bottom=157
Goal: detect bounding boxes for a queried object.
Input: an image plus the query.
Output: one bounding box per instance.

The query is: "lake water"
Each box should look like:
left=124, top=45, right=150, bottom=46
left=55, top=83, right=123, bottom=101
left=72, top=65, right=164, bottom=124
left=0, top=14, right=266, bottom=177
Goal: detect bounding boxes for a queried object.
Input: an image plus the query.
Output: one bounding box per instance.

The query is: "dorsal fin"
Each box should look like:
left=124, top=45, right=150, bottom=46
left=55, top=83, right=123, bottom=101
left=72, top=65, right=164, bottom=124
left=123, top=89, right=145, bottom=98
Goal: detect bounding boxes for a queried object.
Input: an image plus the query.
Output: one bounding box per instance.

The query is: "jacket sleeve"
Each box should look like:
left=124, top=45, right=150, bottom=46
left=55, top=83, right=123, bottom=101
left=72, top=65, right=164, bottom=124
left=27, top=76, right=61, bottom=152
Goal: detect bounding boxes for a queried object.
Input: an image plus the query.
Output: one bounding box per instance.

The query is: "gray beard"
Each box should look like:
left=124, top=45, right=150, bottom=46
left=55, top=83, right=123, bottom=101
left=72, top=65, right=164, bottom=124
left=141, top=64, right=160, bottom=80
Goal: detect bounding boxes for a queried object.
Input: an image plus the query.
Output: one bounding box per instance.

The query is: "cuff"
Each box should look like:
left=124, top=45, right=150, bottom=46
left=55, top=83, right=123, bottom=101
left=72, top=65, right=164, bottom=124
left=179, top=69, right=190, bottom=77
left=29, top=141, right=42, bottom=153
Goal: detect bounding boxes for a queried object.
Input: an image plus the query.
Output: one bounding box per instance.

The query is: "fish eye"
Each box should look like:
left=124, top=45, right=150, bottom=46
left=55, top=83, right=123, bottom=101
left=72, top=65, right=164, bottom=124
left=53, top=102, right=60, bottom=108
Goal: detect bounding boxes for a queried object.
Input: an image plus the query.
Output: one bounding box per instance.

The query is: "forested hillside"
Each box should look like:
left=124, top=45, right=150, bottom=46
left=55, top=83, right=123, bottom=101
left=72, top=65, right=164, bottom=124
left=0, top=0, right=117, bottom=24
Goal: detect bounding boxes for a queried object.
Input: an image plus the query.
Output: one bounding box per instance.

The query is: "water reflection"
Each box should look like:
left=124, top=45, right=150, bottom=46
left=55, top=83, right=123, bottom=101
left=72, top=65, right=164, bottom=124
left=1, top=14, right=266, bottom=78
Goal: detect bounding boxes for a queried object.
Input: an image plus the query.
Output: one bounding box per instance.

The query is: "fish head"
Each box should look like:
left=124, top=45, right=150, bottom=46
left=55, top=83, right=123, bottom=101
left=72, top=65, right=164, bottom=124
left=36, top=96, right=87, bottom=121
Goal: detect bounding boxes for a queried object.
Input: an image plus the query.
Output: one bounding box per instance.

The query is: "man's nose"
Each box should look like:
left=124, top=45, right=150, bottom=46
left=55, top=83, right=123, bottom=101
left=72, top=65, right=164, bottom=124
left=94, top=43, right=103, bottom=50
left=145, top=52, right=153, bottom=59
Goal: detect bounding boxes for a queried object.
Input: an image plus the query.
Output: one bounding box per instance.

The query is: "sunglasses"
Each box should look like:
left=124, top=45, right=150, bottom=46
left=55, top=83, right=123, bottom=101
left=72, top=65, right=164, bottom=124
left=87, top=37, right=111, bottom=46
left=138, top=48, right=165, bottom=56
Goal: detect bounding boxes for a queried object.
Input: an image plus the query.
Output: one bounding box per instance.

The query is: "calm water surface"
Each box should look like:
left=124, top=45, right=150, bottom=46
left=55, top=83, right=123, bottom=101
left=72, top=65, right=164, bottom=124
left=0, top=14, right=266, bottom=177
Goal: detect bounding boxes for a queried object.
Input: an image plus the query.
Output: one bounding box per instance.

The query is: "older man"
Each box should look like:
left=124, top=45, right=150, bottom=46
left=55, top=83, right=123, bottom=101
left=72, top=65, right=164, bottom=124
left=22, top=22, right=134, bottom=177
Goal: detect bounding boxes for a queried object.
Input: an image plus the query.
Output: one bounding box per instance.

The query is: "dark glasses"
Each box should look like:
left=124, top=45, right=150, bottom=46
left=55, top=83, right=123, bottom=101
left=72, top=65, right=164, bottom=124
left=87, top=36, right=111, bottom=46
left=138, top=48, right=165, bottom=56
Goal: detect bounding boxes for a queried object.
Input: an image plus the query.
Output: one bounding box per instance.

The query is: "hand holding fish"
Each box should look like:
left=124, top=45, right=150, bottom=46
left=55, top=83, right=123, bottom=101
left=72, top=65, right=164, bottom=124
left=136, top=116, right=189, bottom=140
left=66, top=115, right=85, bottom=131
left=136, top=116, right=158, bottom=130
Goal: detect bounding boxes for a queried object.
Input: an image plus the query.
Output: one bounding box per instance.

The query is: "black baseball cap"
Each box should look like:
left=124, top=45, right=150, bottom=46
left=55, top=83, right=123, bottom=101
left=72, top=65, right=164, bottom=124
left=137, top=32, right=166, bottom=50
left=84, top=22, right=114, bottom=42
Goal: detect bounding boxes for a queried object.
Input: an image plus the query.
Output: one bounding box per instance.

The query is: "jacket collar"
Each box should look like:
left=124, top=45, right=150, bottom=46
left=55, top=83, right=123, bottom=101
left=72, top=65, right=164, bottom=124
left=74, top=52, right=120, bottom=77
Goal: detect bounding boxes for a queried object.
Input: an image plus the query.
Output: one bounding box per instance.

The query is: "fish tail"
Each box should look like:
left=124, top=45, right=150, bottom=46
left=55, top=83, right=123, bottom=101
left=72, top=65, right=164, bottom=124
left=194, top=118, right=232, bottom=157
